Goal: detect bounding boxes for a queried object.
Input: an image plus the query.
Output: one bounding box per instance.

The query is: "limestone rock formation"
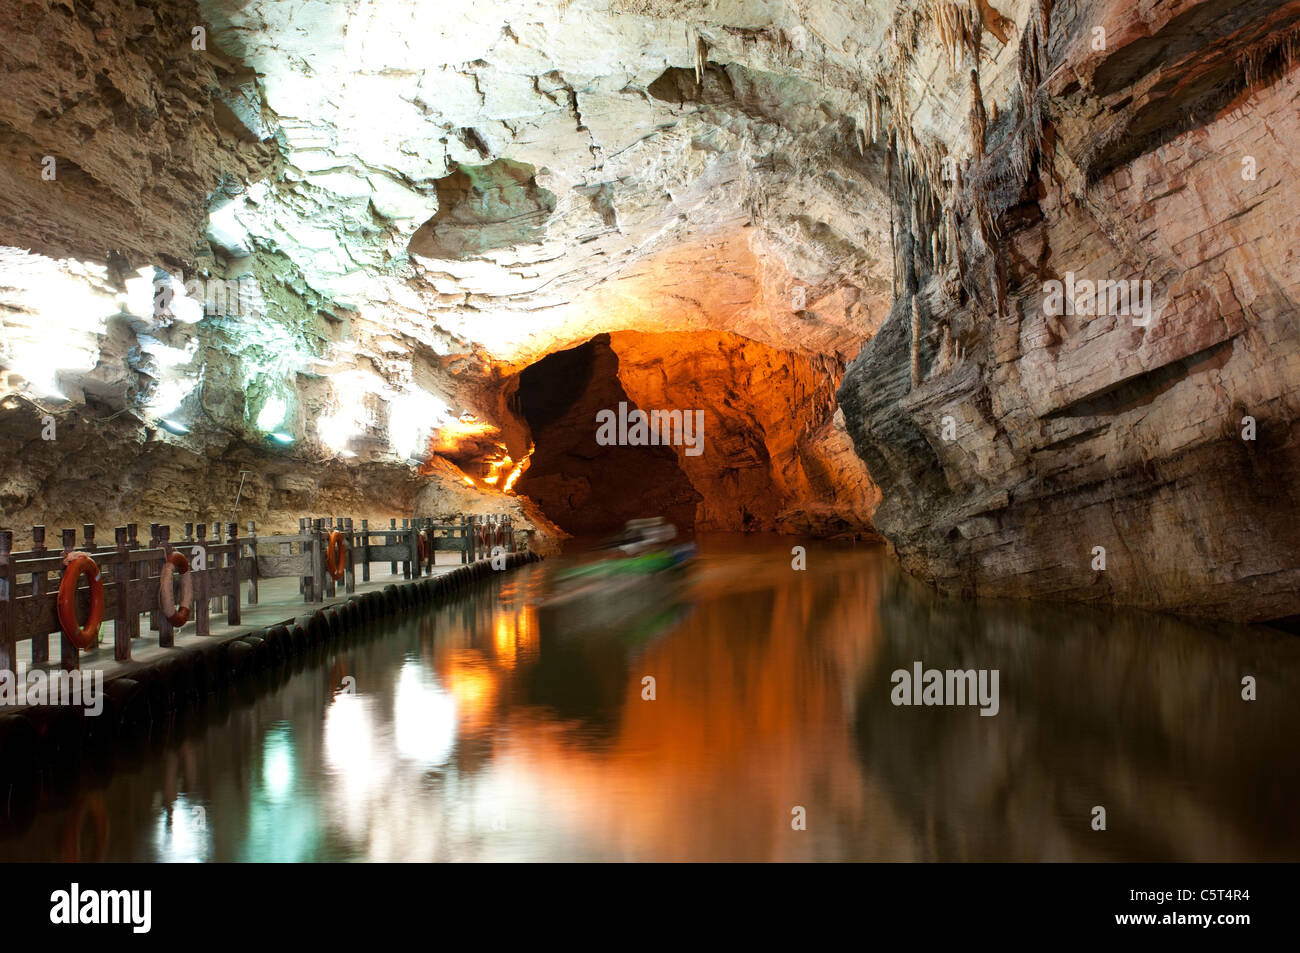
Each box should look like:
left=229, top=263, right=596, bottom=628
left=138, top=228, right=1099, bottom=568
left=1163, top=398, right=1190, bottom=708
left=1, top=0, right=1296, bottom=620
left=839, top=0, right=1300, bottom=622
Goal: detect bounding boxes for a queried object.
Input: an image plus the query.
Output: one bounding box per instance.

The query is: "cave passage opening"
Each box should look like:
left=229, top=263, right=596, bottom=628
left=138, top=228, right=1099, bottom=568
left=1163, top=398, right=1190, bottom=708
left=510, top=333, right=702, bottom=538
left=507, top=329, right=881, bottom=542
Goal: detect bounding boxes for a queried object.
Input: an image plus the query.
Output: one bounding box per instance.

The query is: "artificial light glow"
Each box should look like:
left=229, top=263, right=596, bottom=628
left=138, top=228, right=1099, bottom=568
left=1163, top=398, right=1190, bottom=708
left=431, top=415, right=497, bottom=455
left=261, top=725, right=296, bottom=803
left=269, top=431, right=295, bottom=445
left=321, top=691, right=380, bottom=837
left=503, top=443, right=534, bottom=494
left=317, top=369, right=383, bottom=455
left=482, top=446, right=514, bottom=486
left=123, top=266, right=204, bottom=324
left=0, top=248, right=114, bottom=398
left=160, top=418, right=190, bottom=435
left=148, top=379, right=190, bottom=418
left=318, top=411, right=357, bottom=454
left=152, top=794, right=211, bottom=863
left=256, top=396, right=288, bottom=431
left=388, top=389, right=450, bottom=461
left=393, top=662, right=457, bottom=766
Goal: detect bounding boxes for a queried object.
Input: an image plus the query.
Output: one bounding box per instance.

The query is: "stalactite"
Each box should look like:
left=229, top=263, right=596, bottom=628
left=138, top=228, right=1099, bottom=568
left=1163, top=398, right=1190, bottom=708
left=910, top=294, right=923, bottom=389
left=888, top=137, right=897, bottom=300
left=929, top=0, right=979, bottom=72
left=931, top=322, right=954, bottom=378
left=969, top=68, right=987, bottom=162
left=1013, top=0, right=1052, bottom=181
left=1237, top=23, right=1300, bottom=89
left=975, top=0, right=1013, bottom=45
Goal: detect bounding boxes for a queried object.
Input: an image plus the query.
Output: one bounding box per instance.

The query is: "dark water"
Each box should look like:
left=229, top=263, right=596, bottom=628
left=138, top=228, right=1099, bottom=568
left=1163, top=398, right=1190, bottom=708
left=2, top=536, right=1298, bottom=862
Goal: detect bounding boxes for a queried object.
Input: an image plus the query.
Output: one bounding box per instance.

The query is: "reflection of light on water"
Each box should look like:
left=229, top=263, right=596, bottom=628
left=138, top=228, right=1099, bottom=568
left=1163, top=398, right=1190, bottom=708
left=393, top=661, right=457, bottom=765
left=262, top=727, right=295, bottom=802
left=324, top=693, right=373, bottom=769
left=152, top=794, right=210, bottom=863
left=324, top=692, right=377, bottom=804
left=241, top=723, right=321, bottom=862
left=491, top=609, right=539, bottom=668
left=321, top=692, right=384, bottom=845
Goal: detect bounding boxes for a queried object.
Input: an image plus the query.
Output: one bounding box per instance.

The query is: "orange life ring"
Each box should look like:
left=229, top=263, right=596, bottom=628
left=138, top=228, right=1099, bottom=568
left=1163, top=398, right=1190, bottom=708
left=325, top=530, right=346, bottom=581
left=57, top=552, right=104, bottom=650
left=61, top=792, right=109, bottom=862
left=159, top=551, right=193, bottom=627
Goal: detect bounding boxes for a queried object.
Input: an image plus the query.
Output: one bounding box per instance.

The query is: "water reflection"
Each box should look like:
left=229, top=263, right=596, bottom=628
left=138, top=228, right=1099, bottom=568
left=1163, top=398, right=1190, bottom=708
left=1, top=537, right=1297, bottom=861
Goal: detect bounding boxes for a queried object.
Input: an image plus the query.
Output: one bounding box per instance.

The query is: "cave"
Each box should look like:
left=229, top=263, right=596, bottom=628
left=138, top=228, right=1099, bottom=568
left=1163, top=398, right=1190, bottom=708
left=0, top=0, right=1295, bottom=615
left=510, top=335, right=702, bottom=537
left=1, top=0, right=1299, bottom=872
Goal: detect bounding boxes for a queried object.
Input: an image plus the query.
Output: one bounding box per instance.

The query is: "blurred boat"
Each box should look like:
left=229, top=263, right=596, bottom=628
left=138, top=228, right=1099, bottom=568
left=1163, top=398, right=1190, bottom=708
left=539, top=519, right=697, bottom=636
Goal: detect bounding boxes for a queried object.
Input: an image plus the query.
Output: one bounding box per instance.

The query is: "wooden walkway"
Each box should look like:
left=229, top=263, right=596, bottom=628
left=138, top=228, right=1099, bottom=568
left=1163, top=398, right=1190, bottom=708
left=6, top=554, right=473, bottom=690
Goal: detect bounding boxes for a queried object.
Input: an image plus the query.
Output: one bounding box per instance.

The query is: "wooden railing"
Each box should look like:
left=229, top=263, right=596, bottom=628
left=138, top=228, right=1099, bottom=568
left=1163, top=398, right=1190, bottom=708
left=0, top=513, right=517, bottom=672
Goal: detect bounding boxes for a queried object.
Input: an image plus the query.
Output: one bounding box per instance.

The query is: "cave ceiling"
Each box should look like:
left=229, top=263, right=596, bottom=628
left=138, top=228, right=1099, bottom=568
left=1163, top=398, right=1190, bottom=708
left=191, top=0, right=1025, bottom=366
left=0, top=0, right=1030, bottom=501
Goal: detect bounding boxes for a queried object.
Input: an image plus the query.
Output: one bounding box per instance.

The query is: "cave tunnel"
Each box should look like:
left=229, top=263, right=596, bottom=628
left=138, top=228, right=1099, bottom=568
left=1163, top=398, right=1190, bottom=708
left=3, top=0, right=1300, bottom=874
left=506, top=329, right=881, bottom=541
left=511, top=334, right=702, bottom=537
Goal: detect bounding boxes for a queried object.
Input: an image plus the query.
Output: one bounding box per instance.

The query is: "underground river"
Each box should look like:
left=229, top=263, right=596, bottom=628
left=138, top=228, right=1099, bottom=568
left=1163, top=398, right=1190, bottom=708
left=2, top=536, right=1297, bottom=862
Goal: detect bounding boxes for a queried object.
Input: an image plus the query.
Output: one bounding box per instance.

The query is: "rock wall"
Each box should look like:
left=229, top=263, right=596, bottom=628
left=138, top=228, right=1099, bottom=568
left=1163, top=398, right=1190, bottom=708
left=0, top=0, right=554, bottom=542
left=839, top=0, right=1300, bottom=622
left=611, top=330, right=879, bottom=536
left=511, top=331, right=879, bottom=537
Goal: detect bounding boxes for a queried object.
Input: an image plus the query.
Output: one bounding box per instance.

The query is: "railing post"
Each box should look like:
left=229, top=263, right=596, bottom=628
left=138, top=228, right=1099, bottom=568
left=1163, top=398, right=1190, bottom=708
left=31, top=525, right=48, bottom=663
left=389, top=518, right=398, bottom=576
left=247, top=520, right=259, bottom=606
left=113, top=526, right=131, bottom=661
left=0, top=530, right=16, bottom=677
left=420, top=518, right=430, bottom=576
left=148, top=524, right=160, bottom=633
left=401, top=518, right=411, bottom=579
left=323, top=516, right=338, bottom=598
left=211, top=521, right=224, bottom=614
left=193, top=523, right=209, bottom=636
left=60, top=528, right=78, bottom=670
left=298, top=518, right=310, bottom=600
left=344, top=517, right=356, bottom=594
left=82, top=523, right=98, bottom=649
left=127, top=523, right=140, bottom=640
left=226, top=522, right=241, bottom=626
left=361, top=519, right=371, bottom=582
left=311, top=518, right=326, bottom=603
left=159, top=525, right=175, bottom=647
